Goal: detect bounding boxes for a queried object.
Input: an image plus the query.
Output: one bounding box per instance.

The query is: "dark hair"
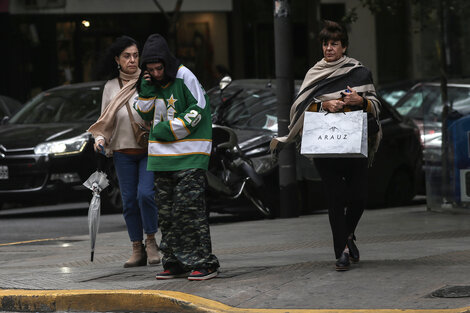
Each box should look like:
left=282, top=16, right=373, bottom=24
left=319, top=20, right=349, bottom=48
left=93, top=35, right=139, bottom=80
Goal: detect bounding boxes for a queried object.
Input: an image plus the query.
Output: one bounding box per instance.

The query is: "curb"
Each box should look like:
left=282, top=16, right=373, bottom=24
left=0, top=290, right=229, bottom=313
left=1, top=290, right=470, bottom=313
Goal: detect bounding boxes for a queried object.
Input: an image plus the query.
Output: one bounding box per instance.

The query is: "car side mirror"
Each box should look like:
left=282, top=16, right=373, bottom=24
left=219, top=76, right=232, bottom=90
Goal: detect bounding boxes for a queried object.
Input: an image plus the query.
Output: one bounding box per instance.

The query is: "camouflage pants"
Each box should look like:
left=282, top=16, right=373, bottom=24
left=154, top=168, right=219, bottom=271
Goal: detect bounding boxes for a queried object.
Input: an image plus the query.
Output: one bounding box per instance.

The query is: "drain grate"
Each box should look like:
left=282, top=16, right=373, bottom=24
left=431, top=285, right=470, bottom=298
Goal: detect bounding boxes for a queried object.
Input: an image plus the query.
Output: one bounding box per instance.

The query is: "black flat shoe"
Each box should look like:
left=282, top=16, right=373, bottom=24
left=335, top=252, right=350, bottom=271
left=347, top=236, right=360, bottom=263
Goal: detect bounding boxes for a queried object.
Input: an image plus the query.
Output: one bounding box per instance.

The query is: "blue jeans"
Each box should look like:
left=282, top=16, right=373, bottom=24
left=113, top=151, right=158, bottom=242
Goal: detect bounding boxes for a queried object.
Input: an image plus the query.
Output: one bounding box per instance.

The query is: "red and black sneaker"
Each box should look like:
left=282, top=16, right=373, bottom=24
left=188, top=268, right=218, bottom=281
left=155, top=267, right=190, bottom=280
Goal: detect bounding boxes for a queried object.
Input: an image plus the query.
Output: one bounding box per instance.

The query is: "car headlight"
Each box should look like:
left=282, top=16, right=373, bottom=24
left=34, top=133, right=89, bottom=156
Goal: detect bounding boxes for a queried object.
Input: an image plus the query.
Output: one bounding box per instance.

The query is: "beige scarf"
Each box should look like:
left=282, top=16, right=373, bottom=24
left=88, top=69, right=141, bottom=144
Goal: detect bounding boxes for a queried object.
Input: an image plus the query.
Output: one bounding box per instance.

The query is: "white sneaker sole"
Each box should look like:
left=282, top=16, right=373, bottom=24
left=187, top=271, right=218, bottom=281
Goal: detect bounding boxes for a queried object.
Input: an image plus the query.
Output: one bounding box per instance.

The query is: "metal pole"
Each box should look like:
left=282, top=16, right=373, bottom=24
left=273, top=0, right=299, bottom=217
left=439, top=0, right=450, bottom=208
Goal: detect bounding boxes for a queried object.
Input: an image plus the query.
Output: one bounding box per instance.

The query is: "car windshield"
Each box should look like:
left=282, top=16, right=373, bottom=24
left=9, top=86, right=102, bottom=124
left=380, top=89, right=408, bottom=106
left=209, top=84, right=278, bottom=132
left=377, top=80, right=418, bottom=106
left=0, top=96, right=21, bottom=112
left=395, top=84, right=470, bottom=120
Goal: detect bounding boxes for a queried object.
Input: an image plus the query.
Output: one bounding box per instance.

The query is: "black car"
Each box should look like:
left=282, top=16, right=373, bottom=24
left=208, top=79, right=423, bottom=211
left=0, top=81, right=121, bottom=212
left=0, top=95, right=22, bottom=121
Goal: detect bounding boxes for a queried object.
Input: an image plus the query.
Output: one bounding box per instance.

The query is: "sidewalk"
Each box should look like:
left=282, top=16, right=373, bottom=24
left=1, top=204, right=470, bottom=312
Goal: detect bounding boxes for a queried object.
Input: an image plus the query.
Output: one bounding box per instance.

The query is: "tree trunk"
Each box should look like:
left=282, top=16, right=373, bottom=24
left=152, top=0, right=183, bottom=52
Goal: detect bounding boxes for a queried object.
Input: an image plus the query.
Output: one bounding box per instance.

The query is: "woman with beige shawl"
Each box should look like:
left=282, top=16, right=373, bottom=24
left=271, top=21, right=381, bottom=271
left=88, top=36, right=160, bottom=268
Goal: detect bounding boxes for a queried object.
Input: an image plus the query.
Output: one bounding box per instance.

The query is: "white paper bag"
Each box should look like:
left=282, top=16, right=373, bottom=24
left=300, top=111, right=368, bottom=158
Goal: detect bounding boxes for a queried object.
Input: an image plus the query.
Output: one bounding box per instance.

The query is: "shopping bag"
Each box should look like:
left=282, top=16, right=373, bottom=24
left=300, top=111, right=368, bottom=158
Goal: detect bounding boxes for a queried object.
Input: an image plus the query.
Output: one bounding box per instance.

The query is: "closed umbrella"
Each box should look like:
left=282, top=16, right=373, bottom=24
left=83, top=154, right=109, bottom=262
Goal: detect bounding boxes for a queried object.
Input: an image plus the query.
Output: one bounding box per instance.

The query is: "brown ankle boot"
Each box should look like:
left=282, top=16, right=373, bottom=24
left=124, top=242, right=147, bottom=268
left=145, top=237, right=161, bottom=265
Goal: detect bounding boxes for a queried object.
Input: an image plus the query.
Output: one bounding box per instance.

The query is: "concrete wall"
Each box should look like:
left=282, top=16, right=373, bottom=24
left=345, top=1, right=378, bottom=81
left=321, top=0, right=378, bottom=81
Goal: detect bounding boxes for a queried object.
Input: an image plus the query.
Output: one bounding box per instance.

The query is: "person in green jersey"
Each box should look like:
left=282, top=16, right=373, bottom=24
left=134, top=33, right=219, bottom=281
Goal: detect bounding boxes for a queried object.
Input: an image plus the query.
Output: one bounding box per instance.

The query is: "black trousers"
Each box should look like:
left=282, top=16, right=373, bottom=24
left=314, top=157, right=368, bottom=259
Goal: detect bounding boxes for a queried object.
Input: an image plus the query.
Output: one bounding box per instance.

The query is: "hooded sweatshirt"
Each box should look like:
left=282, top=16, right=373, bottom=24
left=134, top=33, right=212, bottom=171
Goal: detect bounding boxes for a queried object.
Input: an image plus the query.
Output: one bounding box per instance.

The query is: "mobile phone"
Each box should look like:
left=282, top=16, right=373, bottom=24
left=98, top=144, right=106, bottom=155
left=341, top=89, right=350, bottom=98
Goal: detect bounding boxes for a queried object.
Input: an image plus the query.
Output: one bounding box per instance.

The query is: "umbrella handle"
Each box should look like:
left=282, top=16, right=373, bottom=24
left=91, top=251, right=94, bottom=262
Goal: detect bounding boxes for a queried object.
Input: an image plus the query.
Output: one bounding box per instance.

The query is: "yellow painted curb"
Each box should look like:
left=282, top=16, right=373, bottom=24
left=1, top=289, right=470, bottom=313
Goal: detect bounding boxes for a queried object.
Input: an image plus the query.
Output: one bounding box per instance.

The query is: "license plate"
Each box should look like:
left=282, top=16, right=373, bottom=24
left=0, top=165, right=8, bottom=179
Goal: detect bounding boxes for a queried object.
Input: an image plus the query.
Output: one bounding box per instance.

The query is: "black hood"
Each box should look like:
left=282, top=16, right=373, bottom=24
left=140, top=33, right=180, bottom=81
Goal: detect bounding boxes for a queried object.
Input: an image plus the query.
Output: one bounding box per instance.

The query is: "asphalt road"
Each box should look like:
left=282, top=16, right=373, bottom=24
left=0, top=201, right=260, bottom=245
left=0, top=202, right=126, bottom=244
left=0, top=196, right=427, bottom=245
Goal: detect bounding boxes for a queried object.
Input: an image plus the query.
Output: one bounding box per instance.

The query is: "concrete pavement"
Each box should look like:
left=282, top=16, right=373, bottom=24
left=1, top=204, right=470, bottom=312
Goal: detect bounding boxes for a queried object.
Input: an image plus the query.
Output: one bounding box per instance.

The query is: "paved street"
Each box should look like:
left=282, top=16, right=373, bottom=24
left=1, top=204, right=470, bottom=312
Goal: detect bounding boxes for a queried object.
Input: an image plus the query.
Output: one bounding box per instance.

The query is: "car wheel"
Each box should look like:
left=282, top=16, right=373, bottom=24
left=101, top=163, right=122, bottom=214
left=385, top=169, right=415, bottom=207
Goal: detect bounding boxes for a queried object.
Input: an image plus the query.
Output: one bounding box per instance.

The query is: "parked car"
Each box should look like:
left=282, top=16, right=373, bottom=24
left=392, top=80, right=470, bottom=208
left=0, top=81, right=122, bottom=212
left=393, top=80, right=470, bottom=155
left=377, top=80, right=418, bottom=106
left=207, top=79, right=423, bottom=213
left=0, top=95, right=22, bottom=121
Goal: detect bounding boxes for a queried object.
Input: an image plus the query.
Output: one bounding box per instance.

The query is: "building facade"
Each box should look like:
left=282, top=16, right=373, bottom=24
left=2, top=0, right=469, bottom=102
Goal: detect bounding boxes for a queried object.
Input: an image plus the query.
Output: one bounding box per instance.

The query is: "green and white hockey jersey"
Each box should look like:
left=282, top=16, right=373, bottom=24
left=134, top=65, right=212, bottom=171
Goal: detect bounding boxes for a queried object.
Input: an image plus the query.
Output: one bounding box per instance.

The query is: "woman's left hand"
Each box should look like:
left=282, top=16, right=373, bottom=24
left=342, top=86, right=363, bottom=107
left=143, top=71, right=152, bottom=82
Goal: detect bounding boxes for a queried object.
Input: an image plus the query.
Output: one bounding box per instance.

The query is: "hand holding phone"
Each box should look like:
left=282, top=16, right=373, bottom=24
left=143, top=71, right=152, bottom=82
left=94, top=138, right=105, bottom=155
left=98, top=144, right=105, bottom=155
left=342, top=86, right=362, bottom=106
